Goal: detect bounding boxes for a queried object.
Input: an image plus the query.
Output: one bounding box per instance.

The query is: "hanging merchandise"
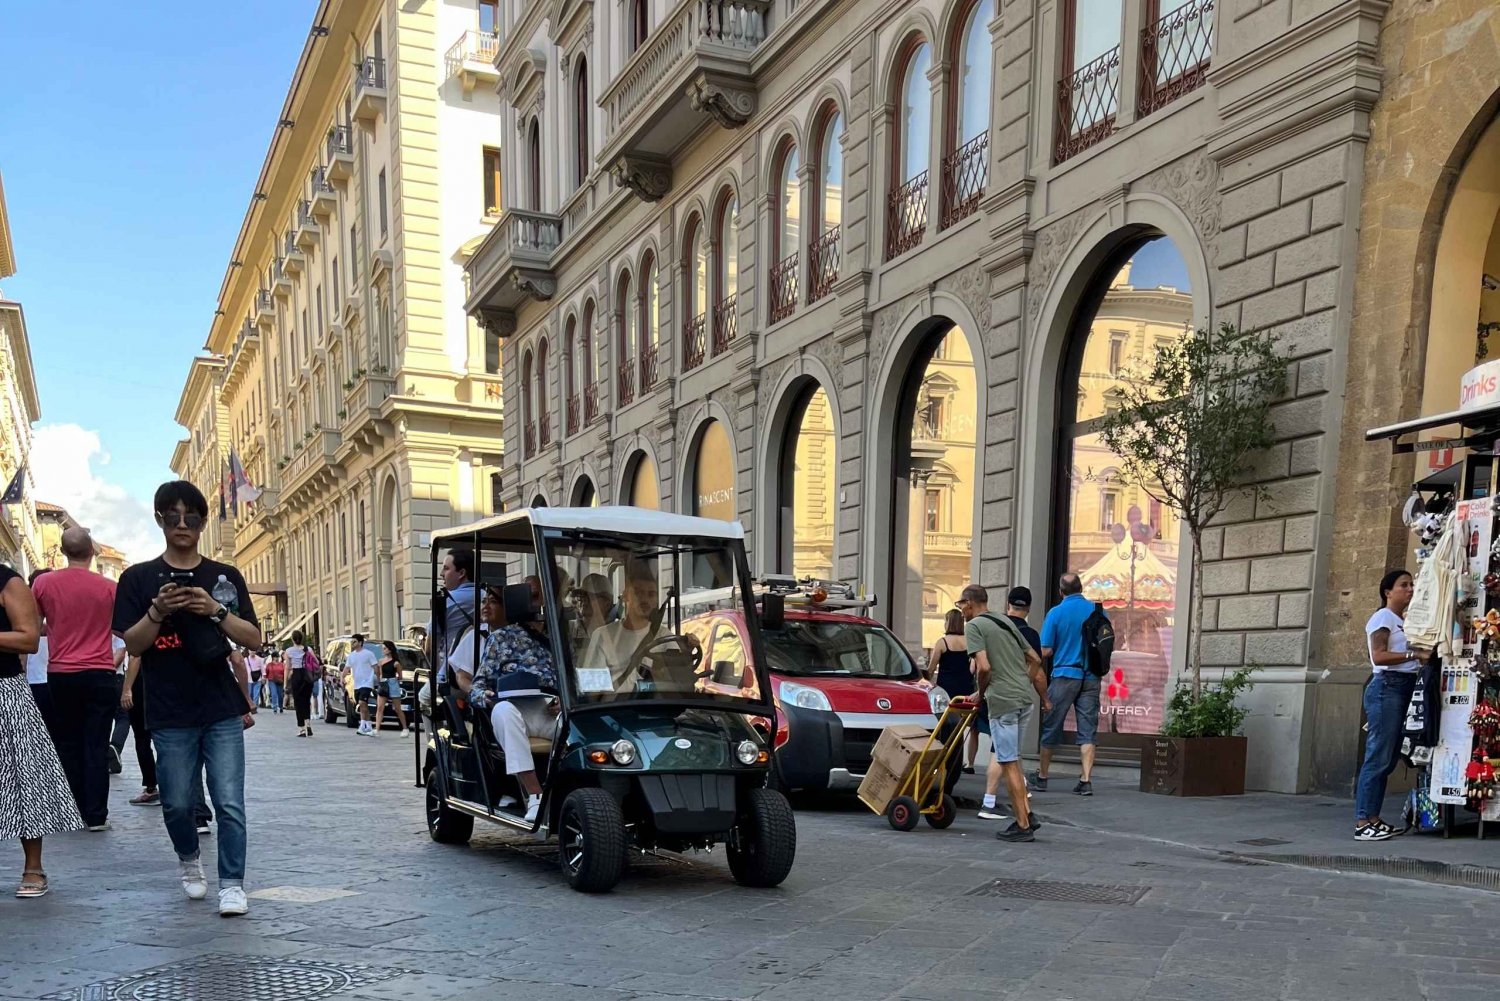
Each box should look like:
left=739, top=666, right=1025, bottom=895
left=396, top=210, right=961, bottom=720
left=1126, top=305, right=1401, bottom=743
left=1407, top=510, right=1465, bottom=655
left=1430, top=664, right=1478, bottom=806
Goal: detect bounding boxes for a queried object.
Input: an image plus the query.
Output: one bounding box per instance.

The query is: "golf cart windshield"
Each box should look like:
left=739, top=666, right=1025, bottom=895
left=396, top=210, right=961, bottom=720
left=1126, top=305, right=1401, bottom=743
left=545, top=532, right=766, bottom=710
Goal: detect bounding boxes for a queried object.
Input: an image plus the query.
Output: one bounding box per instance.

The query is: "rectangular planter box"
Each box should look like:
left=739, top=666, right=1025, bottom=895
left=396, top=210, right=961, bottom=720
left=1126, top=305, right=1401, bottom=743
left=1140, top=735, right=1247, bottom=796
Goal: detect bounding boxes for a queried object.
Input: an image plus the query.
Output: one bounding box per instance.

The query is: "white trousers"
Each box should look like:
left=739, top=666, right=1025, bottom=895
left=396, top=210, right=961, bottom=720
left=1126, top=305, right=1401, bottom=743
left=489, top=697, right=552, bottom=775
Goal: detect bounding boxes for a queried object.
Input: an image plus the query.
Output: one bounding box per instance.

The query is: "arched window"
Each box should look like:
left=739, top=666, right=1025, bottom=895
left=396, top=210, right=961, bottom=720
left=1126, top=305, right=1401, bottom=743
left=527, top=118, right=542, bottom=211
left=770, top=142, right=800, bottom=323
left=639, top=250, right=659, bottom=391
left=713, top=191, right=739, bottom=355
left=581, top=299, right=597, bottom=421
left=810, top=107, right=844, bottom=304
left=573, top=59, right=590, bottom=189
left=943, top=0, right=992, bottom=227
left=624, top=452, right=659, bottom=509
left=682, top=214, right=707, bottom=371
left=629, top=0, right=649, bottom=52
left=617, top=269, right=636, bottom=405
left=521, top=348, right=535, bottom=457
left=565, top=315, right=580, bottom=434
left=886, top=39, right=932, bottom=260
left=536, top=337, right=551, bottom=446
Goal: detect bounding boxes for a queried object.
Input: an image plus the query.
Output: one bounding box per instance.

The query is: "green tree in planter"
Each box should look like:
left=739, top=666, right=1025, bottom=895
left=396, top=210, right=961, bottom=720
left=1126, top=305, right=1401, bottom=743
left=1098, top=323, right=1289, bottom=710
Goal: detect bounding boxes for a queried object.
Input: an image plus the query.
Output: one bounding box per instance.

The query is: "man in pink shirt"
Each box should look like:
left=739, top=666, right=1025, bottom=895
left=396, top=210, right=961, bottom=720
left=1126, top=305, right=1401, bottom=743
left=32, top=527, right=118, bottom=830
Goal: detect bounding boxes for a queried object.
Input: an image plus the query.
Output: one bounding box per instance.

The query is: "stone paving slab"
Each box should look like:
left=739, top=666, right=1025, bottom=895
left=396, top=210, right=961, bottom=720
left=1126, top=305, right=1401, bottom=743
left=2, top=714, right=1499, bottom=1000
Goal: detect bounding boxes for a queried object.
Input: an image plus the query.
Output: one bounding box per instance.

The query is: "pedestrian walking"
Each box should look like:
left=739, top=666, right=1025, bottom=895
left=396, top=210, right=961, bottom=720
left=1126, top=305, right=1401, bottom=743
left=108, top=635, right=128, bottom=775
left=31, top=527, right=118, bottom=831
left=24, top=569, right=56, bottom=741
left=927, top=609, right=981, bottom=772
left=246, top=648, right=265, bottom=709
left=285, top=632, right=316, bottom=736
left=958, top=584, right=1048, bottom=842
left=263, top=649, right=285, bottom=715
left=1032, top=573, right=1105, bottom=797
left=118, top=655, right=159, bottom=805
left=0, top=560, right=84, bottom=898
left=345, top=634, right=379, bottom=736
left=1355, top=569, right=1422, bottom=842
left=373, top=640, right=410, bottom=736
left=113, top=480, right=262, bottom=917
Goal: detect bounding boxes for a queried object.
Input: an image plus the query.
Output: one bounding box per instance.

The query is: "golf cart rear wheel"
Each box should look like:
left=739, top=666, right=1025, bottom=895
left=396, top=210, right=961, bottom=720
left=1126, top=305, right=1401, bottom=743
left=323, top=702, right=337, bottom=725
left=559, top=788, right=625, bottom=893
left=728, top=788, right=797, bottom=888
left=887, top=795, right=920, bottom=831
left=344, top=699, right=359, bottom=728
left=425, top=765, right=473, bottom=845
left=924, top=794, right=958, bottom=830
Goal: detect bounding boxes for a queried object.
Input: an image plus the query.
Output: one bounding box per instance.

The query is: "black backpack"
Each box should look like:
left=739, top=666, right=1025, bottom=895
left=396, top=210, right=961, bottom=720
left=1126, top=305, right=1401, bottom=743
left=1082, top=603, right=1114, bottom=678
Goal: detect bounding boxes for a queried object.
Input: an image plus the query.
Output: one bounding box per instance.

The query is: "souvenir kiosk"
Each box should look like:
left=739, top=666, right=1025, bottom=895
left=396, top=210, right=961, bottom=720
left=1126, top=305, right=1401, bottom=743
left=1367, top=360, right=1500, bottom=837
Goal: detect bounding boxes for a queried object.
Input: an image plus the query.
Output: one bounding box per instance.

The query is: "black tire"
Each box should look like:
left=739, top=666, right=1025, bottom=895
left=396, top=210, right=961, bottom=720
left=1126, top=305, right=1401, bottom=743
left=323, top=702, right=337, bottom=725
left=344, top=694, right=359, bottom=728
left=425, top=765, right=473, bottom=845
left=559, top=788, right=626, bottom=893
left=727, top=788, right=797, bottom=888
left=925, top=794, right=958, bottom=830
left=887, top=795, right=920, bottom=831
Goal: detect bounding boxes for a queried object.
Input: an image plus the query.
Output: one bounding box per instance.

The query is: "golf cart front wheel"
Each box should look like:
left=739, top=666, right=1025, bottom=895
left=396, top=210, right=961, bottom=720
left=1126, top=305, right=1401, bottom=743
left=727, top=788, right=796, bottom=888
left=887, top=795, right=920, bottom=831
left=559, top=788, right=625, bottom=893
left=924, top=794, right=958, bottom=830
left=425, top=765, right=473, bottom=845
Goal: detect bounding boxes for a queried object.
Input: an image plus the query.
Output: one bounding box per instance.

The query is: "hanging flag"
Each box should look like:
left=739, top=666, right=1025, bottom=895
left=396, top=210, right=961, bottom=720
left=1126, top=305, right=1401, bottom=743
left=218, top=470, right=228, bottom=521
left=0, top=466, right=23, bottom=506
left=229, top=449, right=261, bottom=506
left=222, top=459, right=237, bottom=519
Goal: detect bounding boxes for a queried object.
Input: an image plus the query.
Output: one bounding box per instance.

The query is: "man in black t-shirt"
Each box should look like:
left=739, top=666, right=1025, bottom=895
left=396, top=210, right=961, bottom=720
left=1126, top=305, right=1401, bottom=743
left=113, top=481, right=261, bottom=918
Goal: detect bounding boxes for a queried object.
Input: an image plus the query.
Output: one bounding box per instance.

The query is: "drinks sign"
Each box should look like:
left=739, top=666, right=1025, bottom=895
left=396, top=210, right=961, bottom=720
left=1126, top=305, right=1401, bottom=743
left=1459, top=360, right=1500, bottom=412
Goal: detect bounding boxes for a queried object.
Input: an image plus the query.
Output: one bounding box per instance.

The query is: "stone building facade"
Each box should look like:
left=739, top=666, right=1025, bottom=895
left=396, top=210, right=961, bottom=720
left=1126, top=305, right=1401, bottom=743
left=0, top=175, right=44, bottom=577
left=465, top=0, right=1406, bottom=791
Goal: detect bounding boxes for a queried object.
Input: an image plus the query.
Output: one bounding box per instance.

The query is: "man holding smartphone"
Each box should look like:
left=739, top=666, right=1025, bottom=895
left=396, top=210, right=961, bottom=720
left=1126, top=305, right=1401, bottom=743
left=113, top=480, right=261, bottom=917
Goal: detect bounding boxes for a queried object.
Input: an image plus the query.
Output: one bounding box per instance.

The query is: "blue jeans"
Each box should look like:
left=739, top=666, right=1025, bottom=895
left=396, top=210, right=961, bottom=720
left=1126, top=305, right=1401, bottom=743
left=267, top=680, right=284, bottom=713
left=250, top=679, right=263, bottom=707
left=153, top=717, right=247, bottom=885
left=1355, top=671, right=1418, bottom=822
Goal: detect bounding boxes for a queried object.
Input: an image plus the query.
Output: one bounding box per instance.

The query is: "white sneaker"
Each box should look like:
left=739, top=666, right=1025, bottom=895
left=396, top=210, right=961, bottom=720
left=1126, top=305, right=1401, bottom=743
left=180, top=858, right=208, bottom=900
left=218, top=885, right=248, bottom=916
left=524, top=794, right=541, bottom=824
left=498, top=794, right=519, bottom=809
left=977, top=807, right=1008, bottom=821
left=399, top=729, right=410, bottom=738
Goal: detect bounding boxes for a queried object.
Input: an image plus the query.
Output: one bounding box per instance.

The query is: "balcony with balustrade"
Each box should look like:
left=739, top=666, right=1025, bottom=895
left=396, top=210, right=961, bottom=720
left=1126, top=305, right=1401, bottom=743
left=941, top=131, right=989, bottom=228
left=682, top=313, right=707, bottom=371
left=325, top=125, right=355, bottom=187
left=464, top=208, right=564, bottom=325
left=295, top=200, right=320, bottom=251
left=540, top=411, right=553, bottom=448
left=808, top=227, right=840, bottom=304
left=566, top=394, right=581, bottom=436
left=255, top=288, right=276, bottom=329
left=309, top=167, right=337, bottom=221
left=618, top=360, right=636, bottom=406
left=1138, top=0, right=1214, bottom=119
left=885, top=172, right=929, bottom=261
left=599, top=0, right=773, bottom=201
left=769, top=254, right=798, bottom=324
left=523, top=421, right=537, bottom=459
left=282, top=232, right=306, bottom=275
left=712, top=294, right=737, bottom=356
left=1055, top=47, right=1122, bottom=164
left=353, top=57, right=387, bottom=126
left=584, top=381, right=601, bottom=425
left=446, top=30, right=500, bottom=96
left=272, top=257, right=293, bottom=298
left=639, top=343, right=660, bottom=394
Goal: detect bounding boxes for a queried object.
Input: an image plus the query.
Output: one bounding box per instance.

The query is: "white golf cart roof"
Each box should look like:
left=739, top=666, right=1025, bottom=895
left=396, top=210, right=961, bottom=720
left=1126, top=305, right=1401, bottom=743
left=430, top=506, right=746, bottom=545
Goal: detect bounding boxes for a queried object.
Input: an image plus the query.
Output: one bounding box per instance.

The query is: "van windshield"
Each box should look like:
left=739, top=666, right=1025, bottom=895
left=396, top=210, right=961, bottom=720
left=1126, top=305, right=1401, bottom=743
left=762, top=617, right=917, bottom=679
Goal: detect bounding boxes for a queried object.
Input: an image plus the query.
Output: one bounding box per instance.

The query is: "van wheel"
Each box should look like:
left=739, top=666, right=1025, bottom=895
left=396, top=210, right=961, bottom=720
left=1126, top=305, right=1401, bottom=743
left=728, top=788, right=796, bottom=888
left=344, top=701, right=359, bottom=728
left=425, top=764, right=473, bottom=845
left=559, top=788, right=625, bottom=893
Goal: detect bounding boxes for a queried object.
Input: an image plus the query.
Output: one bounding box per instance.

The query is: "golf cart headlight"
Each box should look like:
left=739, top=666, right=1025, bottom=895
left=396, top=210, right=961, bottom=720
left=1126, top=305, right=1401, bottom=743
left=736, top=739, right=760, bottom=765
left=929, top=686, right=951, bottom=715
left=779, top=681, right=832, bottom=712
left=609, top=739, right=636, bottom=765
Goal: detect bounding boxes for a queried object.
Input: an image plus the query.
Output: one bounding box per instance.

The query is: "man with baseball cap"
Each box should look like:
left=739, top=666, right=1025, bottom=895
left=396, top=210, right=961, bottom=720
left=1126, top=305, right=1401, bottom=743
left=1004, top=587, right=1042, bottom=658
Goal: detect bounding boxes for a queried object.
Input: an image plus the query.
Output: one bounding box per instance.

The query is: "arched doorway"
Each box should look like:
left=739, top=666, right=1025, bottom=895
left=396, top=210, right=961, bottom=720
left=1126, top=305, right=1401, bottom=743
left=376, top=474, right=400, bottom=637
left=1052, top=236, right=1192, bottom=748
left=777, top=383, right=836, bottom=577
left=689, top=419, right=736, bottom=521
left=890, top=325, right=978, bottom=650
left=623, top=451, right=659, bottom=509
left=571, top=476, right=598, bottom=507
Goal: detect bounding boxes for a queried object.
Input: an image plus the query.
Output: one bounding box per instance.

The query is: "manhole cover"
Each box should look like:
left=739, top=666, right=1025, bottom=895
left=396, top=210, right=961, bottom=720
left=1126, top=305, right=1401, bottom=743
left=965, top=878, right=1148, bottom=905
left=44, top=957, right=408, bottom=1001
left=1237, top=837, right=1292, bottom=847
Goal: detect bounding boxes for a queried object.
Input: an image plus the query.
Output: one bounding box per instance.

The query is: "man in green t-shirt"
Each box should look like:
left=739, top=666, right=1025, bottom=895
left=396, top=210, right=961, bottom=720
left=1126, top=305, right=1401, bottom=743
left=959, top=584, right=1049, bottom=843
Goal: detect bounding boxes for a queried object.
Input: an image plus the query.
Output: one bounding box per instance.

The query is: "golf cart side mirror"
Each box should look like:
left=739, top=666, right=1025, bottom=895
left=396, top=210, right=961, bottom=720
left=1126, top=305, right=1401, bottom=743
left=761, top=593, right=784, bottom=629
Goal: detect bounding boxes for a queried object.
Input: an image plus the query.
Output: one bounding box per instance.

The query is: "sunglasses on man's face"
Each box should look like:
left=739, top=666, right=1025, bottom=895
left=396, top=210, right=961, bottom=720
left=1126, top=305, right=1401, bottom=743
left=158, top=511, right=205, bottom=529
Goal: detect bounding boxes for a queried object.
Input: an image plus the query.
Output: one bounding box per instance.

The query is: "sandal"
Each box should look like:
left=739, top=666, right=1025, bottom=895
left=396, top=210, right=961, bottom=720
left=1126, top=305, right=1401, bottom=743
left=16, top=870, right=48, bottom=898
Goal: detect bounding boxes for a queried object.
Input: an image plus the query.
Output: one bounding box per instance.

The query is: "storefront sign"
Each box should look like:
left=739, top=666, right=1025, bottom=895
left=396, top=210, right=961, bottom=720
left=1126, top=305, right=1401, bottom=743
left=1459, top=360, right=1500, bottom=412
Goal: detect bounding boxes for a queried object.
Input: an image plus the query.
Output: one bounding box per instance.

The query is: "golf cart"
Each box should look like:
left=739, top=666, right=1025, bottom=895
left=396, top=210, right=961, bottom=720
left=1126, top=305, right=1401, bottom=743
left=418, top=507, right=796, bottom=893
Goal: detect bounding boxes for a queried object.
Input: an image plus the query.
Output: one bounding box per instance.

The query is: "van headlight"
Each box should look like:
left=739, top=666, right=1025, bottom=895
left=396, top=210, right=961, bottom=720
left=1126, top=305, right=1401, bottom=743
left=779, top=681, right=832, bottom=712
left=735, top=740, right=760, bottom=765
left=610, top=739, right=636, bottom=765
left=929, top=686, right=951, bottom=715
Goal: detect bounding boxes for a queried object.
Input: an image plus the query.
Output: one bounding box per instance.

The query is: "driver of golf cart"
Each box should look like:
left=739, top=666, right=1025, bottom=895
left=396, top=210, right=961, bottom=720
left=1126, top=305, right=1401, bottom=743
left=578, top=567, right=672, bottom=688
left=467, top=584, right=560, bottom=823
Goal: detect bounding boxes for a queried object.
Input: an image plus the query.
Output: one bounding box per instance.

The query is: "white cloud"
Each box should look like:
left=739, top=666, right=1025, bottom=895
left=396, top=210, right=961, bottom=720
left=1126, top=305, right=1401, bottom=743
left=30, top=424, right=160, bottom=564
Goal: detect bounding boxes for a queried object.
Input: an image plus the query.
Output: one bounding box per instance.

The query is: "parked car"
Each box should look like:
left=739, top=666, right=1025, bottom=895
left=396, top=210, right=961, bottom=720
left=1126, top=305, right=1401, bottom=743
left=322, top=636, right=425, bottom=729
left=686, top=579, right=948, bottom=795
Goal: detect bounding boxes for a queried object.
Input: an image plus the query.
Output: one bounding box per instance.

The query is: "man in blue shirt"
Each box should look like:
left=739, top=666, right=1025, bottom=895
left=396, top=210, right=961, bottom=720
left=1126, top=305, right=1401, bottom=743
left=1032, top=572, right=1105, bottom=796
left=419, top=549, right=476, bottom=714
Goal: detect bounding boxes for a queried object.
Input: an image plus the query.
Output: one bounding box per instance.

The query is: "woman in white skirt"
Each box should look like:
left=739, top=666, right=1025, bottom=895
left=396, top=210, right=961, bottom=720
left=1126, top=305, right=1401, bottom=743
left=0, top=563, right=82, bottom=897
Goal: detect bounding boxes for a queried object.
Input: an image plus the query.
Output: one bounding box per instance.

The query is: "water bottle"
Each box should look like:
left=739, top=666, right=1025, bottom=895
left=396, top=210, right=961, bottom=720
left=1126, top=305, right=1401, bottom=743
left=212, top=575, right=239, bottom=616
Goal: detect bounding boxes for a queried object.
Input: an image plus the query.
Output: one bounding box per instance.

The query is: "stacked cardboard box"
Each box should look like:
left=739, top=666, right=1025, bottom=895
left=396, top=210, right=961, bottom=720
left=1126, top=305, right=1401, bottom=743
left=857, top=724, right=944, bottom=814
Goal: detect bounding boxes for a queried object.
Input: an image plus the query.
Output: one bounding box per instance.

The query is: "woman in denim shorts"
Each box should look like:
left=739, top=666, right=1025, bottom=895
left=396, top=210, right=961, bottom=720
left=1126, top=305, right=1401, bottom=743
left=373, top=641, right=411, bottom=735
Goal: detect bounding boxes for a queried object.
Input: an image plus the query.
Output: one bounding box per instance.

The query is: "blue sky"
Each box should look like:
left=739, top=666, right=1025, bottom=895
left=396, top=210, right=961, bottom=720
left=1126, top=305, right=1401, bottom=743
left=1, top=2, right=313, bottom=558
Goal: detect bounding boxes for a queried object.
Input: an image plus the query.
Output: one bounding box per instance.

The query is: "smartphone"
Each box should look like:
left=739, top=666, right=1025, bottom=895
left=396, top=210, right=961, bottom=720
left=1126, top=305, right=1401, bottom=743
left=166, top=571, right=195, bottom=587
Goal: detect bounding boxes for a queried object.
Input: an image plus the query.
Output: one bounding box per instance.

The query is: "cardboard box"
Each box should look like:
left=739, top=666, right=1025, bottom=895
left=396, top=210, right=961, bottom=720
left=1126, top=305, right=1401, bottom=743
left=857, top=761, right=904, bottom=814
left=857, top=724, right=944, bottom=814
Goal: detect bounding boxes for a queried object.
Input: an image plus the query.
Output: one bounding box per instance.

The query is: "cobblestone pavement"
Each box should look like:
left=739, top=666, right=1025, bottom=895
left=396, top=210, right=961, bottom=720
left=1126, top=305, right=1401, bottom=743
left=3, top=715, right=1500, bottom=1001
